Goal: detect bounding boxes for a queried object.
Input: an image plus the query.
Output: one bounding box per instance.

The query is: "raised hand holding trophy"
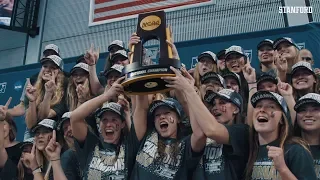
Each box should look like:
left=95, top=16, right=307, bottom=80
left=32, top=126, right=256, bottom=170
left=121, top=11, right=181, bottom=95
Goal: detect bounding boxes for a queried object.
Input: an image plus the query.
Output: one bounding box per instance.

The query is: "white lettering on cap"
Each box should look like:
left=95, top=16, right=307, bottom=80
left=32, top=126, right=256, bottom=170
left=45, top=44, right=59, bottom=54
left=226, top=45, right=244, bottom=55
left=62, top=112, right=72, bottom=119
left=40, top=119, right=56, bottom=129
left=110, top=40, right=124, bottom=48
left=292, top=61, right=312, bottom=71
left=150, top=102, right=165, bottom=113
left=202, top=51, right=217, bottom=61
left=219, top=89, right=234, bottom=98
left=114, top=50, right=128, bottom=58
left=111, top=64, right=124, bottom=73
left=103, top=103, right=122, bottom=114
left=300, top=93, right=320, bottom=103
left=74, top=63, right=89, bottom=72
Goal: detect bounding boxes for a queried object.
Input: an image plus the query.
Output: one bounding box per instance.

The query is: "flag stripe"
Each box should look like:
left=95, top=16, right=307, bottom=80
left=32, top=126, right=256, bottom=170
left=95, top=0, right=113, bottom=4
left=93, top=0, right=210, bottom=22
left=95, top=0, right=166, bottom=13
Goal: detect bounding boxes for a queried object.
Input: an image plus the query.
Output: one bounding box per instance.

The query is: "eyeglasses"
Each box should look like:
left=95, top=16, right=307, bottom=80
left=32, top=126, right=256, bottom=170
left=301, top=57, right=312, bottom=61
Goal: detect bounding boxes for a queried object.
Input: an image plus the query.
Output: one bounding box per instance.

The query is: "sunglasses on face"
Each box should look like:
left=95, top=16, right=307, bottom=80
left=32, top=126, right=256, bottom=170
left=301, top=57, right=312, bottom=61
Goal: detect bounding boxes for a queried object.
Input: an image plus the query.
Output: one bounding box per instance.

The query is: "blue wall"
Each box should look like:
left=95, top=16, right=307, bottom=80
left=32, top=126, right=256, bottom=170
left=1, top=22, right=320, bottom=141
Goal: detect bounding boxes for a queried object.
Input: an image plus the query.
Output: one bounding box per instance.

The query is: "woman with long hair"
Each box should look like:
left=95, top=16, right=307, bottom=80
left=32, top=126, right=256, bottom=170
left=130, top=66, right=206, bottom=179
left=193, top=89, right=249, bottom=179
left=257, top=39, right=276, bottom=73
left=70, top=77, right=143, bottom=179
left=245, top=91, right=316, bottom=179
left=273, top=37, right=300, bottom=82
left=30, top=119, right=57, bottom=180
left=291, top=61, right=318, bottom=100
left=194, top=51, right=217, bottom=88
left=18, top=138, right=34, bottom=180
left=25, top=55, right=67, bottom=129
left=294, top=93, right=320, bottom=178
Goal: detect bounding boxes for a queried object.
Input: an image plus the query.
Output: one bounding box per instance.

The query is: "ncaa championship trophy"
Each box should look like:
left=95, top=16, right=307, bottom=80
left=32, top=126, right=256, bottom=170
left=121, top=11, right=181, bottom=95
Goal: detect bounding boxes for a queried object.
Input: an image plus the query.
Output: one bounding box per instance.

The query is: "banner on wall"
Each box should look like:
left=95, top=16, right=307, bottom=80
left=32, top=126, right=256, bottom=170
left=89, top=0, right=215, bottom=26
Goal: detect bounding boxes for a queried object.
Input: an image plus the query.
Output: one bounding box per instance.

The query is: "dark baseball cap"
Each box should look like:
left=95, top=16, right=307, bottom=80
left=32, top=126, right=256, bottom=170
left=222, top=71, right=241, bottom=87
left=257, top=39, right=273, bottom=50
left=291, top=61, right=315, bottom=78
left=294, top=93, right=320, bottom=112
left=96, top=102, right=126, bottom=121
left=148, top=98, right=183, bottom=121
left=225, top=45, right=246, bottom=59
left=257, top=71, right=278, bottom=88
left=104, top=64, right=124, bottom=77
left=216, top=89, right=243, bottom=111
left=32, top=119, right=56, bottom=133
left=216, top=49, right=226, bottom=59
left=201, top=72, right=226, bottom=88
left=40, top=55, right=64, bottom=70
left=273, top=37, right=298, bottom=50
left=108, top=40, right=125, bottom=51
left=251, top=91, right=291, bottom=124
left=57, top=112, right=71, bottom=131
left=198, top=51, right=217, bottom=63
left=70, top=63, right=89, bottom=75
left=111, top=50, right=128, bottom=63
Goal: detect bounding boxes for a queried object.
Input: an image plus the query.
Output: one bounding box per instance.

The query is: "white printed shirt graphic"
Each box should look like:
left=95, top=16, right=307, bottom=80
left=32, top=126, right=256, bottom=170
left=87, top=144, right=126, bottom=180
left=198, top=138, right=224, bottom=174
left=136, top=131, right=185, bottom=179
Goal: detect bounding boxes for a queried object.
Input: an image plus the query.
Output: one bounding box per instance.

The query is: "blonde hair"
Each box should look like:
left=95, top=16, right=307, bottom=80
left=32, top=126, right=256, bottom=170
left=287, top=47, right=300, bottom=73
left=245, top=112, right=310, bottom=179
left=66, top=76, right=93, bottom=111
left=194, top=63, right=217, bottom=89
left=36, top=148, right=51, bottom=180
left=34, top=69, right=65, bottom=108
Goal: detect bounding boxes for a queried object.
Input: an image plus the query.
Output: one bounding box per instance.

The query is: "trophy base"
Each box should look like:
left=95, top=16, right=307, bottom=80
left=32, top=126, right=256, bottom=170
left=121, top=65, right=177, bottom=95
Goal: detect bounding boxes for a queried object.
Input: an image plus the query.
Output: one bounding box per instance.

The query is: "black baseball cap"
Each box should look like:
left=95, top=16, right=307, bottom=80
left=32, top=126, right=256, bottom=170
left=96, top=102, right=126, bottom=121
left=273, top=37, right=298, bottom=50
left=291, top=61, right=315, bottom=78
left=198, top=51, right=217, bottom=63
left=257, top=39, right=273, bottom=50
left=251, top=91, right=291, bottom=124
left=32, top=119, right=56, bottom=133
left=148, top=98, right=183, bottom=121
left=201, top=72, right=226, bottom=88
left=294, top=93, right=320, bottom=112
left=57, top=112, right=71, bottom=131
left=257, top=71, right=278, bottom=88
left=222, top=71, right=241, bottom=87
left=216, top=49, right=226, bottom=59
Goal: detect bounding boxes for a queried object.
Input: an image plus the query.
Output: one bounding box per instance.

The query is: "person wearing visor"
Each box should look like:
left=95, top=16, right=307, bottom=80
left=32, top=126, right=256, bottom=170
left=245, top=91, right=316, bottom=179
left=70, top=77, right=142, bottom=179
left=222, top=70, right=241, bottom=93
left=25, top=55, right=68, bottom=131
left=194, top=89, right=249, bottom=179
left=257, top=39, right=276, bottom=73
left=294, top=93, right=320, bottom=178
left=193, top=51, right=218, bottom=88
left=273, top=37, right=300, bottom=82
left=291, top=61, right=318, bottom=100
left=217, top=49, right=226, bottom=72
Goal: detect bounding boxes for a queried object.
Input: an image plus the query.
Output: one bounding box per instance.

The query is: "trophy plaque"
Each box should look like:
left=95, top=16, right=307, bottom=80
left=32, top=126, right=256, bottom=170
left=121, top=11, right=181, bottom=95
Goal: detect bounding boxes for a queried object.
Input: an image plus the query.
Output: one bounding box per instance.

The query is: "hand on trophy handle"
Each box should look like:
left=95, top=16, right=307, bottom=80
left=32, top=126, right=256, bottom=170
left=166, top=40, right=180, bottom=60
left=162, top=66, right=194, bottom=93
left=128, top=33, right=140, bottom=51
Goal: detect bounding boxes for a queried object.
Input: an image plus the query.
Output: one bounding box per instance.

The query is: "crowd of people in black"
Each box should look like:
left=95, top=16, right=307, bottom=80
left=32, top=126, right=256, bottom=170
left=0, top=32, right=319, bottom=180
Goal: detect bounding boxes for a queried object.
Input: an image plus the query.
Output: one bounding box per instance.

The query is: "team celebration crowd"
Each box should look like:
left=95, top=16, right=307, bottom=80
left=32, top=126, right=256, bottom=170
left=0, top=31, right=319, bottom=180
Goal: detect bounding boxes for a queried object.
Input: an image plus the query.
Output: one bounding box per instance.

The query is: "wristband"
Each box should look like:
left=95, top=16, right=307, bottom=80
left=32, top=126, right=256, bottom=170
left=51, top=159, right=60, bottom=162
left=249, top=87, right=257, bottom=92
left=32, top=167, right=42, bottom=175
left=247, top=81, right=256, bottom=84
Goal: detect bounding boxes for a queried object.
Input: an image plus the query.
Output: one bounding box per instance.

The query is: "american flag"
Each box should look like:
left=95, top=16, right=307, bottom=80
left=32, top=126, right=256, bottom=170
left=90, top=0, right=213, bottom=25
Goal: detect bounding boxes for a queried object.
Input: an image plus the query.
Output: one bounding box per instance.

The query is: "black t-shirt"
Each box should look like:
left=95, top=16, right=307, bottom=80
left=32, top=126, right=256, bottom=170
left=0, top=158, right=18, bottom=180
left=5, top=142, right=22, bottom=166
left=310, top=145, right=320, bottom=179
left=193, top=124, right=249, bottom=180
left=131, top=130, right=202, bottom=180
left=74, top=123, right=140, bottom=180
left=61, top=149, right=82, bottom=180
left=251, top=140, right=317, bottom=179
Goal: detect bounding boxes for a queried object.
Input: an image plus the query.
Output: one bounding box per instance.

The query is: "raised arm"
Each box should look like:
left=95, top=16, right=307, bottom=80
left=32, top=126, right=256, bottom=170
left=45, top=130, right=67, bottom=180
left=38, top=70, right=58, bottom=120
left=277, top=78, right=296, bottom=125
left=25, top=78, right=39, bottom=129
left=242, top=64, right=257, bottom=126
left=133, top=94, right=149, bottom=141
left=21, top=144, right=44, bottom=180
left=70, top=77, right=124, bottom=142
left=0, top=98, right=11, bottom=167
left=85, top=44, right=104, bottom=96
left=163, top=68, right=207, bottom=152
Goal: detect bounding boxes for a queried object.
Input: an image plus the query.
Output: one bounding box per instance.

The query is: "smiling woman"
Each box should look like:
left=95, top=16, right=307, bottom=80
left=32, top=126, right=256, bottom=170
left=246, top=91, right=316, bottom=180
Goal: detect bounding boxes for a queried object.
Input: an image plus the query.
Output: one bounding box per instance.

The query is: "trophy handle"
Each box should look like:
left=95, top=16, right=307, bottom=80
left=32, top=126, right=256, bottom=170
left=130, top=44, right=135, bottom=64
left=166, top=27, right=173, bottom=59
